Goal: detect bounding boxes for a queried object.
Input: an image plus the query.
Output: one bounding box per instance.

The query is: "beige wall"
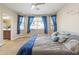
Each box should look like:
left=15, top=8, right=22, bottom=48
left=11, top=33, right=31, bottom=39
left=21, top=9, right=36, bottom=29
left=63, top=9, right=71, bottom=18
left=57, top=4, right=79, bottom=35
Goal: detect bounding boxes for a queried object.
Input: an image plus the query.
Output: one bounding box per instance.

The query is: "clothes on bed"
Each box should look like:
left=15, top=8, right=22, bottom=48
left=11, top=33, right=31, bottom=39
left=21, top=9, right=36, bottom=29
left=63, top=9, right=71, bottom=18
left=17, top=35, right=37, bottom=55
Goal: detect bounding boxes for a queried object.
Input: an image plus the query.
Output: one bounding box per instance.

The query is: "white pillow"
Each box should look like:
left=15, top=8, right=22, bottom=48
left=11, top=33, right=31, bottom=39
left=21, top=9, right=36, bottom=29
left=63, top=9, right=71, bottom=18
left=64, top=39, right=79, bottom=54
left=59, top=31, right=70, bottom=35
left=51, top=32, right=59, bottom=37
left=59, top=31, right=65, bottom=35
left=58, top=38, right=67, bottom=43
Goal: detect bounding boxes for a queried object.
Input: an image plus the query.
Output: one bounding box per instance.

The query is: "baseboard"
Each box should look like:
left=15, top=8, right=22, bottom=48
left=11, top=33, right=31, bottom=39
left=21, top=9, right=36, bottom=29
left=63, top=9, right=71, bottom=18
left=0, top=41, right=4, bottom=47
left=11, top=35, right=27, bottom=40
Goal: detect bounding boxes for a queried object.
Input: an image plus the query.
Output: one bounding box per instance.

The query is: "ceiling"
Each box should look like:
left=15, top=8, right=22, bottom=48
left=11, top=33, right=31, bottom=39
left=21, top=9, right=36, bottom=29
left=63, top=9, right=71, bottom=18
left=2, top=3, right=66, bottom=16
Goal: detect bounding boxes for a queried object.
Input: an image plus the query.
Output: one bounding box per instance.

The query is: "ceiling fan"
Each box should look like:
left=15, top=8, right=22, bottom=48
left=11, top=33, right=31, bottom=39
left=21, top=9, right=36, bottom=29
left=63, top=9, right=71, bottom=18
left=32, top=3, right=45, bottom=6
left=31, top=3, right=46, bottom=10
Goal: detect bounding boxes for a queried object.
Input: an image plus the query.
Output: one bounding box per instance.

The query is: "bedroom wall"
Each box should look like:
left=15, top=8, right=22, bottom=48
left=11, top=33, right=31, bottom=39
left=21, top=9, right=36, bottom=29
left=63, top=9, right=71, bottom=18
left=57, top=4, right=79, bottom=35
left=0, top=5, right=26, bottom=41
left=0, top=5, right=3, bottom=46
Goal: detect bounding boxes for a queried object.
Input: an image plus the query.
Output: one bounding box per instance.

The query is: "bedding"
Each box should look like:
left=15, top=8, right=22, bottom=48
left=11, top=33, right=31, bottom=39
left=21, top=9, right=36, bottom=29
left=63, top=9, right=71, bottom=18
left=17, top=35, right=37, bottom=55
left=17, top=34, right=79, bottom=55
left=64, top=39, right=79, bottom=54
left=32, top=35, right=79, bottom=55
left=32, top=35, right=72, bottom=55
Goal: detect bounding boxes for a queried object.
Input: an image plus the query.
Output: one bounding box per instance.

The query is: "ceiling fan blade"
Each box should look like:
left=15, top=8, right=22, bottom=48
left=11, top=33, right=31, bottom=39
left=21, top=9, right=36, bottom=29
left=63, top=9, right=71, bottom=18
left=32, top=3, right=45, bottom=6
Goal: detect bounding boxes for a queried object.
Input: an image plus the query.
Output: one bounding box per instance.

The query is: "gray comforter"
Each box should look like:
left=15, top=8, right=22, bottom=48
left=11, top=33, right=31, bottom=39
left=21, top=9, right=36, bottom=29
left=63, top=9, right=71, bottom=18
left=32, top=35, right=79, bottom=55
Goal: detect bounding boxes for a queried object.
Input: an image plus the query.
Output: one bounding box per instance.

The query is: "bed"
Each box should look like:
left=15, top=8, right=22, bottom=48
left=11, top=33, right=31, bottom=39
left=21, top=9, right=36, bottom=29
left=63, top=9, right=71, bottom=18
left=17, top=34, right=79, bottom=55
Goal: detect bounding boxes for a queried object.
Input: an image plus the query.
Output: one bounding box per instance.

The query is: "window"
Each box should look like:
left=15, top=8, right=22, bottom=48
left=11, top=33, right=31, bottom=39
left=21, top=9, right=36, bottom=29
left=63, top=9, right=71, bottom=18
left=30, top=17, right=44, bottom=30
left=20, top=17, right=24, bottom=30
left=50, top=17, right=54, bottom=30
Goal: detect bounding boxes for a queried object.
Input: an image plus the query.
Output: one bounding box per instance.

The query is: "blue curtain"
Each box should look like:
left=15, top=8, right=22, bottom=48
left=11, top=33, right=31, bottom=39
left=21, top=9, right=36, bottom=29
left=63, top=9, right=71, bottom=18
left=51, top=15, right=57, bottom=32
left=42, top=16, right=48, bottom=33
left=27, top=16, right=34, bottom=33
left=17, top=15, right=23, bottom=34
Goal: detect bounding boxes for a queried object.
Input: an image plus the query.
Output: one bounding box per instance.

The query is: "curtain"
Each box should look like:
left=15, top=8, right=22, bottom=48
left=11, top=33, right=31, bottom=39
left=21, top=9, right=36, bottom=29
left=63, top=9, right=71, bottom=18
left=51, top=15, right=57, bottom=32
left=17, top=15, right=23, bottom=34
left=27, top=16, right=34, bottom=33
left=42, top=16, right=48, bottom=33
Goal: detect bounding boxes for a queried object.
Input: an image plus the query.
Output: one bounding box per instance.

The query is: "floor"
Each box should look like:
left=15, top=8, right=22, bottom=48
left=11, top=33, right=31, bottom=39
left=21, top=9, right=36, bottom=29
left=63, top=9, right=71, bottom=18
left=0, top=37, right=29, bottom=55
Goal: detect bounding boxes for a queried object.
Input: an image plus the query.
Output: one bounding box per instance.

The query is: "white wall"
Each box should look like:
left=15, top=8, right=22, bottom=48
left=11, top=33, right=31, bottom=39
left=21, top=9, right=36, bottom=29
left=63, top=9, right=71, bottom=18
left=0, top=5, right=3, bottom=46
left=57, top=4, right=79, bottom=35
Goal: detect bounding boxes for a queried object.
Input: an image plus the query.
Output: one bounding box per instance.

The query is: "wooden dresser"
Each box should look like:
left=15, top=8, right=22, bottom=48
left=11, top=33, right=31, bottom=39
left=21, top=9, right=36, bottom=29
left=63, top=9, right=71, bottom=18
left=3, top=30, right=11, bottom=40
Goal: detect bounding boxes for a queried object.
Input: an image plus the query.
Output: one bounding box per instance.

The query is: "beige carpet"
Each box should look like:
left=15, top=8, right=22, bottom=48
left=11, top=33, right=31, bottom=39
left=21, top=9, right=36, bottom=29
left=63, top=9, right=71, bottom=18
left=0, top=37, right=29, bottom=55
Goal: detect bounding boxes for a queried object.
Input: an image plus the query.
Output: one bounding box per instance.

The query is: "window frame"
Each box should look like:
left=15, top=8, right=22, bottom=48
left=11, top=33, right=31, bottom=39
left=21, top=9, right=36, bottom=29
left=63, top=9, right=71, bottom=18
left=30, top=17, right=44, bottom=30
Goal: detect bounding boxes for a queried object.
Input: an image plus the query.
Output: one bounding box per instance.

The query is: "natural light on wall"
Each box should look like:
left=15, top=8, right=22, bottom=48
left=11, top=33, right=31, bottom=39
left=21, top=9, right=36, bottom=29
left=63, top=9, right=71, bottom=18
left=30, top=17, right=44, bottom=30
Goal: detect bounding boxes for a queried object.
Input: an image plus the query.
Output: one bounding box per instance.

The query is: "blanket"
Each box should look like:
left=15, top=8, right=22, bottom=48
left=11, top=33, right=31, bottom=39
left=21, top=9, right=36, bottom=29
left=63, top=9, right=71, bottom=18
left=17, top=35, right=37, bottom=55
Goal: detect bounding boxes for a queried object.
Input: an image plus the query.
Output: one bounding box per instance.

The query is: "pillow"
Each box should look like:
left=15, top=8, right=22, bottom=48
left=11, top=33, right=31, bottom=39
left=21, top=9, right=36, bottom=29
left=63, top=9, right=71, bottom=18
left=58, top=34, right=68, bottom=43
left=53, top=36, right=59, bottom=42
left=64, top=39, right=79, bottom=54
left=59, top=32, right=71, bottom=36
left=51, top=36, right=59, bottom=42
left=65, top=32, right=71, bottom=36
left=58, top=38, right=67, bottom=43
left=59, top=31, right=65, bottom=35
left=51, top=32, right=59, bottom=36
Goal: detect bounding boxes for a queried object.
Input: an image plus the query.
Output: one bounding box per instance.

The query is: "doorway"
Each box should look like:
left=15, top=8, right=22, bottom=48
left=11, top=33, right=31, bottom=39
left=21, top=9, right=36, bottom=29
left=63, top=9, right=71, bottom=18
left=2, top=13, right=11, bottom=40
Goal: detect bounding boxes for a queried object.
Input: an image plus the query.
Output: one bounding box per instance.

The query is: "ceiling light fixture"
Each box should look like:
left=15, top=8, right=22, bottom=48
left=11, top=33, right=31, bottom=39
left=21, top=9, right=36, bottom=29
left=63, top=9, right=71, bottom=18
left=31, top=5, right=36, bottom=9
left=31, top=5, right=40, bottom=10
left=31, top=3, right=45, bottom=10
